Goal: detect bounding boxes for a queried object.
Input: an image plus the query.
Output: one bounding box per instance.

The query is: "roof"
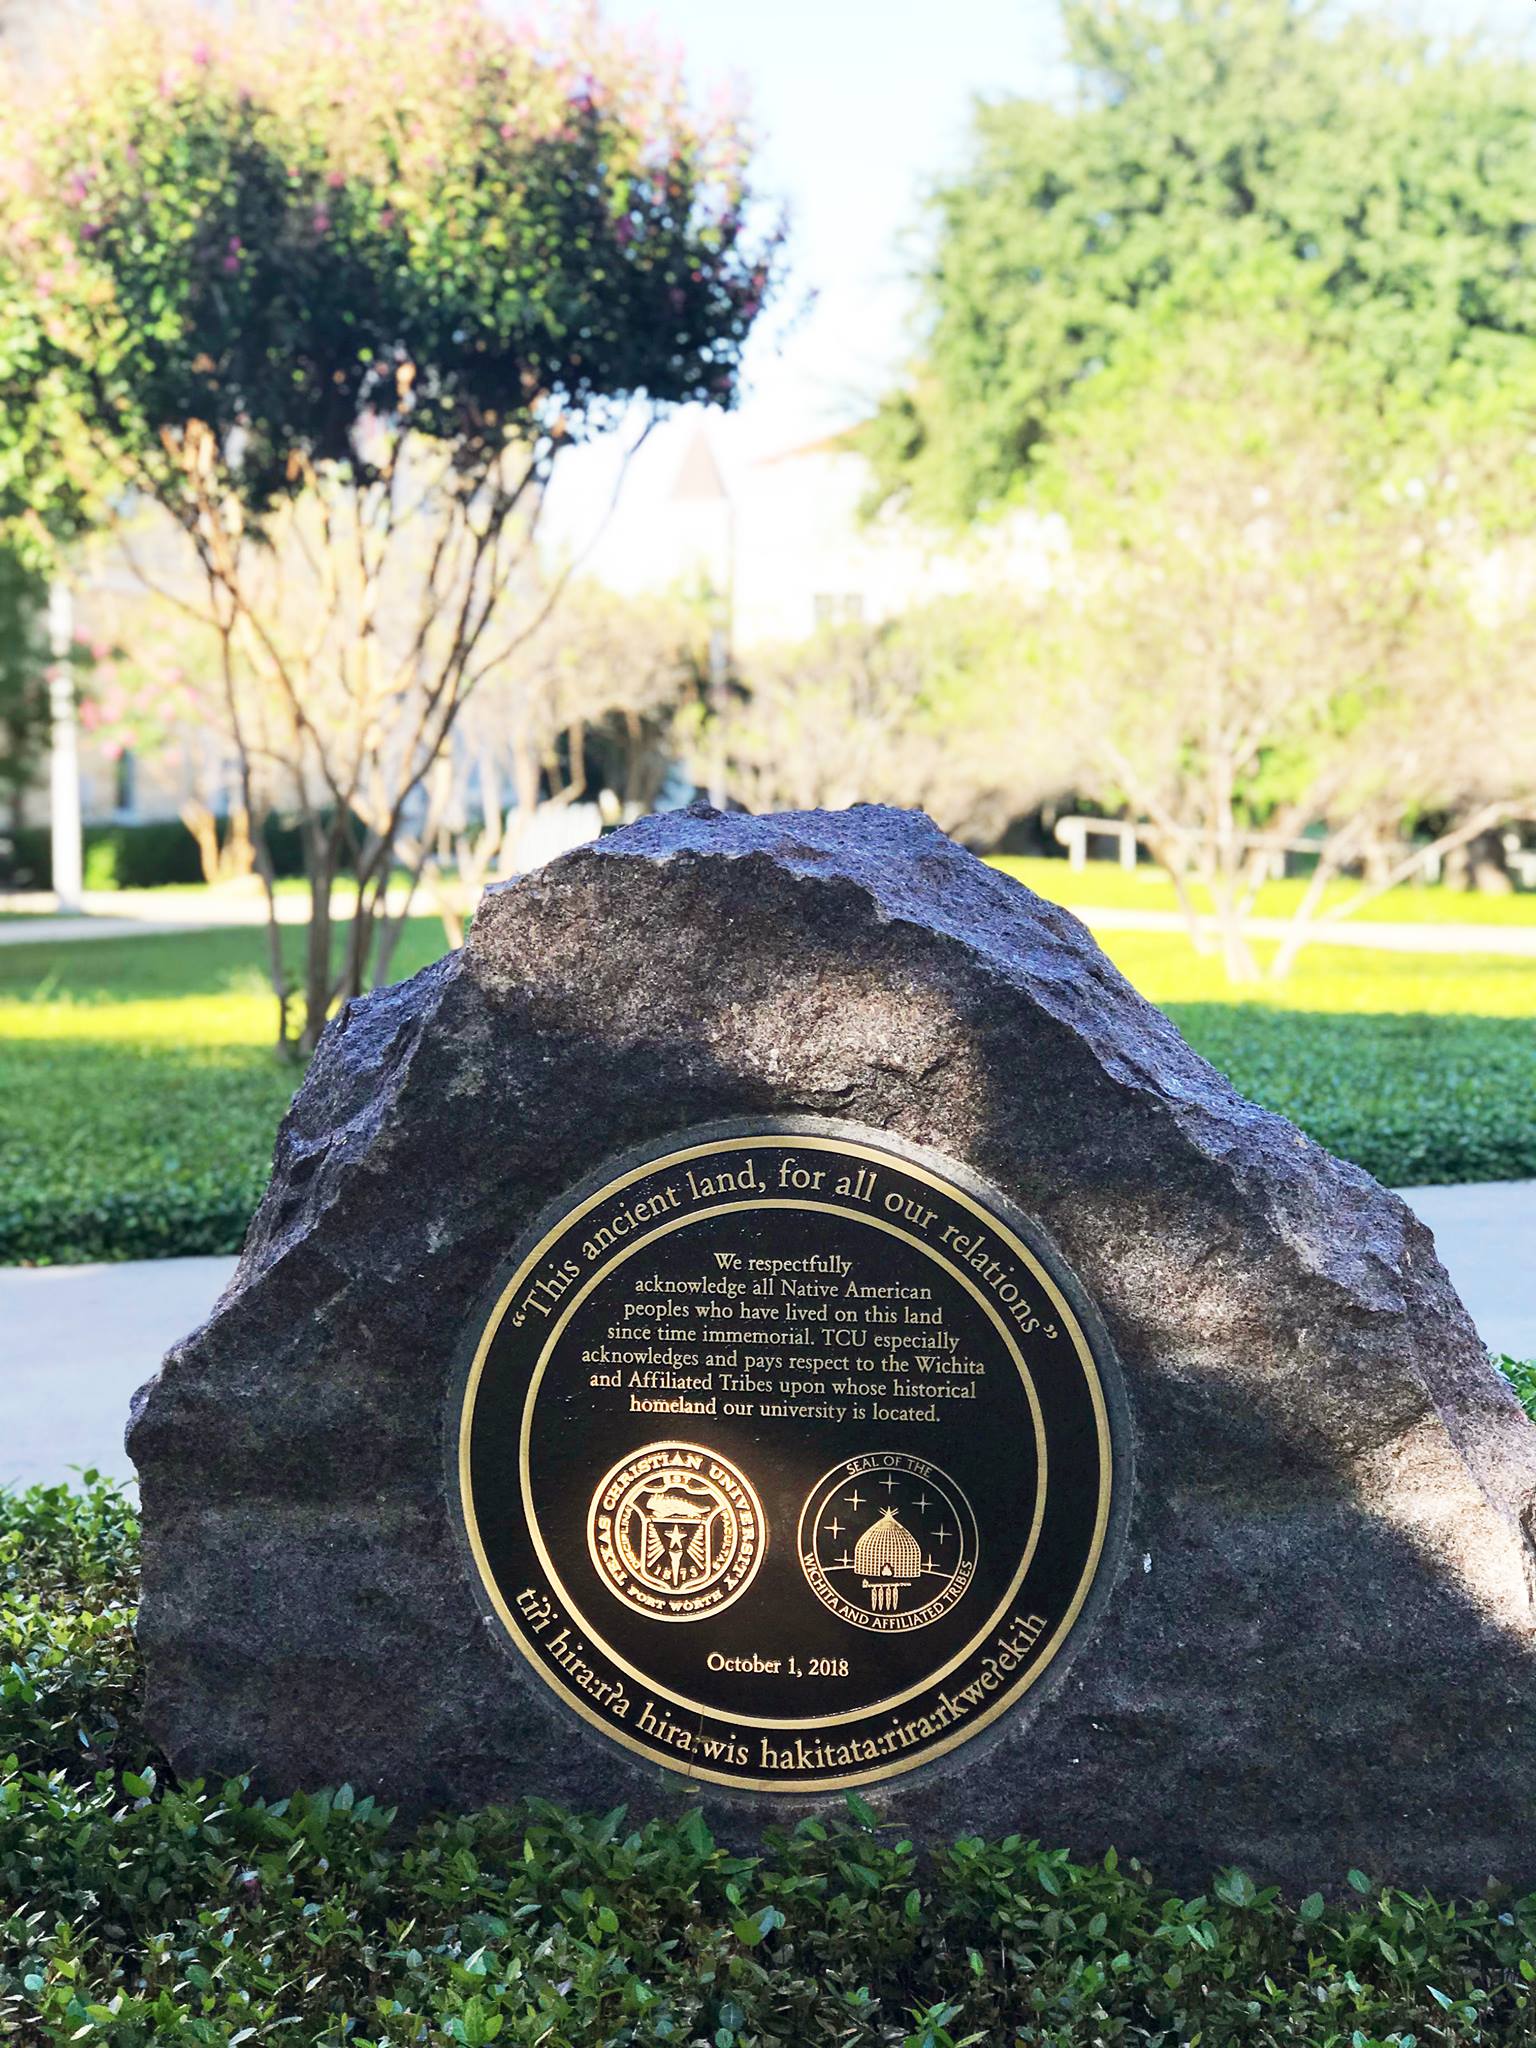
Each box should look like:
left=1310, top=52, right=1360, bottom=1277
left=670, top=423, right=730, bottom=503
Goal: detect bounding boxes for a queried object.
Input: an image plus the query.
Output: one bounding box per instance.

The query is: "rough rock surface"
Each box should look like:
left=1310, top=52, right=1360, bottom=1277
left=128, top=804, right=1536, bottom=1890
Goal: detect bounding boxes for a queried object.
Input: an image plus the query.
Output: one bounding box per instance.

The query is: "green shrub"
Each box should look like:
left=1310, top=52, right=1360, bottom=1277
left=0, top=816, right=321, bottom=894
left=0, top=824, right=50, bottom=890
left=1500, top=1356, right=1536, bottom=1419
left=82, top=821, right=206, bottom=891
left=1, top=821, right=205, bottom=893
left=4, top=1464, right=1536, bottom=2046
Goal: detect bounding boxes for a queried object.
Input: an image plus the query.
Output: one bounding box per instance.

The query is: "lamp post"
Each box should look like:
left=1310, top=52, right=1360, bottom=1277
left=48, top=577, right=83, bottom=911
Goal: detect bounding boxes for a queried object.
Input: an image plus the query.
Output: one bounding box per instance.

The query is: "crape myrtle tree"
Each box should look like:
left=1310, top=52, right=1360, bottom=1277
left=0, top=0, right=778, bottom=1053
left=0, top=543, right=49, bottom=835
left=0, top=242, right=109, bottom=885
left=694, top=600, right=1053, bottom=848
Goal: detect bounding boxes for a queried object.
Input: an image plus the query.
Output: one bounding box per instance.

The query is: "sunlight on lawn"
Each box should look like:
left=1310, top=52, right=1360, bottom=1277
left=993, top=856, right=1536, bottom=928
left=1, top=907, right=1532, bottom=1049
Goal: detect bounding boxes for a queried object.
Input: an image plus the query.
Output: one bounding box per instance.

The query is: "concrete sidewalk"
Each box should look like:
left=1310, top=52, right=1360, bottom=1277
left=2, top=1256, right=235, bottom=1491
left=1076, top=906, right=1536, bottom=957
left=1, top=1184, right=1532, bottom=1491
left=0, top=883, right=416, bottom=946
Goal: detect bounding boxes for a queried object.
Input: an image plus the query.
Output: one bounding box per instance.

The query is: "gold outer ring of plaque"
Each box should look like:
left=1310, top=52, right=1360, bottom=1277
left=457, top=1131, right=1115, bottom=1794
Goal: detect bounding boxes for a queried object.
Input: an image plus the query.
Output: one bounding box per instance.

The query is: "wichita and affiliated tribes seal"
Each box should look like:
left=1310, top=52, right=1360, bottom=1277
left=454, top=1119, right=1122, bottom=1792
left=799, top=1452, right=978, bottom=1632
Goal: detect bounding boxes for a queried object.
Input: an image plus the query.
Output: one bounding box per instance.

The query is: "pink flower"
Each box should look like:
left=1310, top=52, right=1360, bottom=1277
left=191, top=41, right=211, bottom=68
left=313, top=209, right=331, bottom=234
left=327, top=169, right=345, bottom=190
left=379, top=207, right=396, bottom=230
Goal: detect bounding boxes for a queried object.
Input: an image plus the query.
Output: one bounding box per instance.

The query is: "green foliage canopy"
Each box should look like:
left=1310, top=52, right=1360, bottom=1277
left=0, top=0, right=778, bottom=524
left=868, top=0, right=1536, bottom=521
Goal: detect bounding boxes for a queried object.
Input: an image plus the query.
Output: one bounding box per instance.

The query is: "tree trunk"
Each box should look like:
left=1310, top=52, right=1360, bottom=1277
left=180, top=800, right=223, bottom=886
left=301, top=816, right=337, bottom=1054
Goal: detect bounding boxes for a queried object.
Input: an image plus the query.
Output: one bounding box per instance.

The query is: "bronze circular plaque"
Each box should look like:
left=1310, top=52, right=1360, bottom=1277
left=455, top=1121, right=1120, bottom=1792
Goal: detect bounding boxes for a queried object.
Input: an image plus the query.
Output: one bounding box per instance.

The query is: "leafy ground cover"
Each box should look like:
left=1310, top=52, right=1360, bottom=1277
left=4, top=1470, right=1536, bottom=2048
left=2, top=902, right=1533, bottom=1264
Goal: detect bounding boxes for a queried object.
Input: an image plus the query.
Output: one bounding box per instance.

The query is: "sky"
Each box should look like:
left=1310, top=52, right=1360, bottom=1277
left=540, top=0, right=1536, bottom=565
left=541, top=0, right=1071, bottom=562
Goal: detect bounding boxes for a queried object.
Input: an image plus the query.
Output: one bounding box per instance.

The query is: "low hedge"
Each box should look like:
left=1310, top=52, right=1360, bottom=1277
left=3, top=1450, right=1536, bottom=2048
left=1163, top=1005, right=1536, bottom=1187
left=3, top=920, right=1533, bottom=1265
left=1, top=815, right=329, bottom=892
left=0, top=1039, right=294, bottom=1266
left=6, top=1011, right=1533, bottom=1265
left=1, top=822, right=204, bottom=892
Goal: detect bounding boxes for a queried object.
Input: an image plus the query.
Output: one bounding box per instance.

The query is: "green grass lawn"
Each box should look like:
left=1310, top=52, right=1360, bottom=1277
left=2, top=896, right=1533, bottom=1263
left=17, top=853, right=1536, bottom=926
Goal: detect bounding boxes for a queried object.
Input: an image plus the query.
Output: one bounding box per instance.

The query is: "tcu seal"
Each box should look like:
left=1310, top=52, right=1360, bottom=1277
left=799, top=1453, right=978, bottom=1632
left=587, top=1442, right=765, bottom=1621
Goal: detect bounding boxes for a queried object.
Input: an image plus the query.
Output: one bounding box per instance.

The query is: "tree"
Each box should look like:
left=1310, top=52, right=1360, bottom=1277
left=0, top=0, right=776, bottom=1051
left=1012, top=319, right=1536, bottom=977
left=697, top=601, right=1049, bottom=844
left=0, top=544, right=48, bottom=834
left=394, top=578, right=708, bottom=953
left=867, top=0, right=1536, bottom=522
left=0, top=227, right=111, bottom=904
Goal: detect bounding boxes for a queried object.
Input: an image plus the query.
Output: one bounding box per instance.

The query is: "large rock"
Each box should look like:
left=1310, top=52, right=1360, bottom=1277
left=127, top=804, right=1536, bottom=1890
